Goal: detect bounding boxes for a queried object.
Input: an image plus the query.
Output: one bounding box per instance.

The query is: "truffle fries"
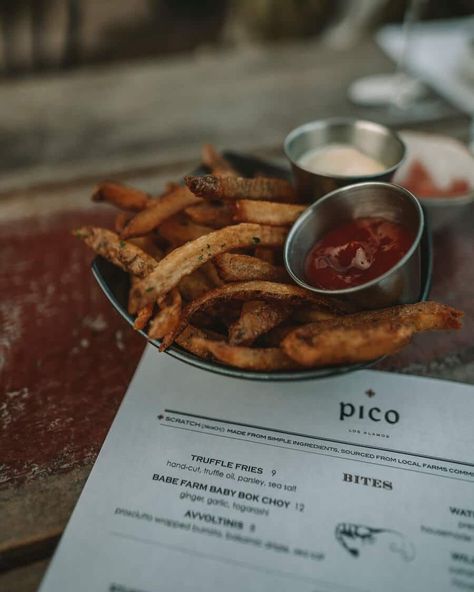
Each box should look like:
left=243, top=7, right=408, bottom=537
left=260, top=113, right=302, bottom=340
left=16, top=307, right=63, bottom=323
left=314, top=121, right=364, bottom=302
left=233, top=200, right=306, bottom=226
left=282, top=302, right=463, bottom=366
left=201, top=144, right=238, bottom=177
left=187, top=338, right=299, bottom=371
left=73, top=227, right=157, bottom=278
left=214, top=253, right=288, bottom=283
left=228, top=300, right=291, bottom=346
left=121, top=185, right=201, bottom=239
left=92, top=182, right=152, bottom=212
left=140, top=224, right=287, bottom=302
left=185, top=174, right=297, bottom=203
left=161, top=280, right=348, bottom=350
left=185, top=202, right=234, bottom=228
left=75, top=145, right=464, bottom=373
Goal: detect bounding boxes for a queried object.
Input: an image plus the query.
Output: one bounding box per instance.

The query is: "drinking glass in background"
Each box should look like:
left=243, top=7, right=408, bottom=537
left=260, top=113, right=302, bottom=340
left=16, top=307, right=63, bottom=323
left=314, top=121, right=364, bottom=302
left=348, top=0, right=430, bottom=111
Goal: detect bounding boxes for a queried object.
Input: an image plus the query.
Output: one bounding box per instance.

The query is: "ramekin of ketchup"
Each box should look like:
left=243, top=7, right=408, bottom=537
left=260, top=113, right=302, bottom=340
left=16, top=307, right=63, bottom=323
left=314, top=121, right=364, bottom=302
left=305, top=217, right=413, bottom=290
left=284, top=181, right=424, bottom=308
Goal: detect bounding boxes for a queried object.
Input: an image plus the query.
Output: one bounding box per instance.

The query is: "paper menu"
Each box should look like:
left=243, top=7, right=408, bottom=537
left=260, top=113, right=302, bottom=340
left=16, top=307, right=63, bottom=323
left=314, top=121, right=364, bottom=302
left=40, top=346, right=474, bottom=592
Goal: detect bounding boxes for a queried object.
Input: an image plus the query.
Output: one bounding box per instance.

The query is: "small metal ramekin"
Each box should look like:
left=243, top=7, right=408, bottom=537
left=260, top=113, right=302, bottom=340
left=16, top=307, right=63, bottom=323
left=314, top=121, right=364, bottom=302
left=284, top=182, right=424, bottom=309
left=284, top=117, right=406, bottom=201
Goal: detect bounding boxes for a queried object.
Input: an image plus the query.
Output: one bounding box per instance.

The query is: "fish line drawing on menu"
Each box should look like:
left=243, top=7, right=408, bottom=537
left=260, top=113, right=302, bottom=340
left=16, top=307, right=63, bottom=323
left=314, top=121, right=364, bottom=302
left=335, top=523, right=415, bottom=561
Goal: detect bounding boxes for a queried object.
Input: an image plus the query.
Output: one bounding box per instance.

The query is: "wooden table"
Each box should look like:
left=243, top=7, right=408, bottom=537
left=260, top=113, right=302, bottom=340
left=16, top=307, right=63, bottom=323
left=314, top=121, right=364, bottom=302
left=0, top=38, right=472, bottom=591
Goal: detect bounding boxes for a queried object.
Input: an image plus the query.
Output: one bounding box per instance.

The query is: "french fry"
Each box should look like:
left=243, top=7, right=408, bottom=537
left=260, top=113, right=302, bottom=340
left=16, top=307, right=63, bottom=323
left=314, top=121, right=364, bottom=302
left=175, top=326, right=225, bottom=358
left=258, top=323, right=299, bottom=347
left=292, top=308, right=340, bottom=323
left=187, top=338, right=299, bottom=371
left=121, top=185, right=201, bottom=239
left=114, top=211, right=131, bottom=233
left=149, top=289, right=182, bottom=341
left=214, top=253, right=288, bottom=283
left=128, top=273, right=167, bottom=315
left=134, top=303, right=154, bottom=330
left=233, top=200, right=306, bottom=226
left=185, top=202, right=234, bottom=228
left=291, top=301, right=462, bottom=336
left=159, top=216, right=214, bottom=245
left=228, top=300, right=290, bottom=345
left=141, top=224, right=287, bottom=302
left=128, top=276, right=146, bottom=315
left=200, top=301, right=242, bottom=328
left=283, top=321, right=414, bottom=367
left=201, top=144, right=238, bottom=177
left=162, top=280, right=349, bottom=349
left=92, top=181, right=152, bottom=211
left=127, top=236, right=164, bottom=260
left=200, top=261, right=224, bottom=287
left=73, top=226, right=157, bottom=278
left=282, top=302, right=463, bottom=366
left=185, top=175, right=297, bottom=203
left=254, top=246, right=276, bottom=264
left=178, top=270, right=214, bottom=301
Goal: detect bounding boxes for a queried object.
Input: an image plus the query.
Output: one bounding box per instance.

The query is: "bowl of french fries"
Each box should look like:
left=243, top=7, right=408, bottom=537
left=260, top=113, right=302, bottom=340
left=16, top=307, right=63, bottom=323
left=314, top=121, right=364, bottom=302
left=76, top=145, right=463, bottom=380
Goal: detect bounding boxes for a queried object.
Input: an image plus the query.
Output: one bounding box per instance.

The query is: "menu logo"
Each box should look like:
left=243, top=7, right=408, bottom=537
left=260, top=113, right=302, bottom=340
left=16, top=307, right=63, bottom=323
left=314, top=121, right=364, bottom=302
left=339, top=402, right=400, bottom=424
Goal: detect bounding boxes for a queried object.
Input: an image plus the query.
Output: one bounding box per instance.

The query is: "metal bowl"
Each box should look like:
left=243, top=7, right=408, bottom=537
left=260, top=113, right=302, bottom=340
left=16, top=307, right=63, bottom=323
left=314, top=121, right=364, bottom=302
left=284, top=181, right=424, bottom=310
left=91, top=152, right=432, bottom=381
left=284, top=117, right=406, bottom=201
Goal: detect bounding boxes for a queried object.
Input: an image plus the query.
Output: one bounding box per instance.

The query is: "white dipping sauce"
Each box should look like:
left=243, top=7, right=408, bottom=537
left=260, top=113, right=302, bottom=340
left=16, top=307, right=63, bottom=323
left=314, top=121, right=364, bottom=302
left=298, top=143, right=386, bottom=176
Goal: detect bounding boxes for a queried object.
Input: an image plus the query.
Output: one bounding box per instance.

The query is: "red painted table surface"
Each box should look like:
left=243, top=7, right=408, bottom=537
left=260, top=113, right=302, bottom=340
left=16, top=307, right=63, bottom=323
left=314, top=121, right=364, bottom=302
left=1, top=206, right=473, bottom=488
left=0, top=209, right=145, bottom=487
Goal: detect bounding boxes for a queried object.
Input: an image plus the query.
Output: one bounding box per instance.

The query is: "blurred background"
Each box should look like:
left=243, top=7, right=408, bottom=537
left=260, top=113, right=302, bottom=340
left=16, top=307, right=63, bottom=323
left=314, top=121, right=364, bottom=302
left=0, top=0, right=472, bottom=74
left=0, top=0, right=472, bottom=192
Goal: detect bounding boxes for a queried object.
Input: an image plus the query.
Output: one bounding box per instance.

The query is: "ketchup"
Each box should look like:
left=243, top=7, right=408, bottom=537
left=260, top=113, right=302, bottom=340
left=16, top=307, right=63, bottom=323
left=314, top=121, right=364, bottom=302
left=399, top=159, right=470, bottom=198
left=305, top=217, right=413, bottom=290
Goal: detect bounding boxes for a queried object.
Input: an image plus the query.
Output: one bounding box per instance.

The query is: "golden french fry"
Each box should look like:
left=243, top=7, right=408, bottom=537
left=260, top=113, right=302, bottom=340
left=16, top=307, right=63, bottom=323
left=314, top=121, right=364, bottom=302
left=73, top=226, right=157, bottom=278
left=233, top=200, right=306, bottom=226
left=284, top=321, right=414, bottom=367
left=115, top=211, right=131, bottom=233
left=175, top=326, right=225, bottom=358
left=92, top=181, right=152, bottom=211
left=214, top=253, right=288, bottom=283
left=228, top=300, right=290, bottom=345
left=128, top=276, right=146, bottom=315
left=259, top=323, right=299, bottom=347
left=282, top=302, right=463, bottom=367
left=253, top=246, right=276, bottom=264
left=185, top=175, right=297, bottom=203
left=185, top=202, right=234, bottom=228
left=159, top=216, right=213, bottom=245
left=292, top=308, right=340, bottom=323
left=127, top=236, right=164, bottom=260
left=134, top=302, right=154, bottom=330
left=121, top=185, right=201, bottom=239
left=201, top=144, right=238, bottom=177
left=161, top=280, right=348, bottom=350
left=178, top=270, right=214, bottom=301
left=141, top=224, right=287, bottom=302
left=187, top=338, right=299, bottom=371
left=149, top=289, right=182, bottom=341
left=117, top=221, right=165, bottom=258
left=200, top=260, right=224, bottom=287
left=294, top=301, right=462, bottom=335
